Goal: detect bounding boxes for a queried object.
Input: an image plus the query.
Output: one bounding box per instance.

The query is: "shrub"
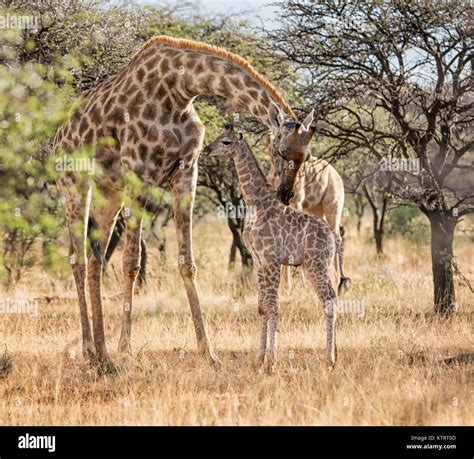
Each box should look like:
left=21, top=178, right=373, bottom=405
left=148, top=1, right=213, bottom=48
left=386, top=205, right=430, bottom=245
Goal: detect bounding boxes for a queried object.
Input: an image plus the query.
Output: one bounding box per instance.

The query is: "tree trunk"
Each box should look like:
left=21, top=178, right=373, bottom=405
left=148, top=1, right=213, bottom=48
left=368, top=206, right=385, bottom=255
left=364, top=185, right=388, bottom=255
left=237, top=240, right=253, bottom=287
left=427, top=211, right=457, bottom=315
left=239, top=243, right=253, bottom=269
left=227, top=219, right=253, bottom=277
left=230, top=227, right=253, bottom=271
left=354, top=196, right=366, bottom=234
left=374, top=224, right=384, bottom=254
left=228, top=237, right=237, bottom=268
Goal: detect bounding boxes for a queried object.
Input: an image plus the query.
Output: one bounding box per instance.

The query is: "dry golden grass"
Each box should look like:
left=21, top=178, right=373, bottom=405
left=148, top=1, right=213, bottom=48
left=0, top=215, right=473, bottom=425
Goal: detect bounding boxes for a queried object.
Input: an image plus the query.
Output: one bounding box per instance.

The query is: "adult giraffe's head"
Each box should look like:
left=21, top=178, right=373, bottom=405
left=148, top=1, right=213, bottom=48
left=268, top=103, right=316, bottom=205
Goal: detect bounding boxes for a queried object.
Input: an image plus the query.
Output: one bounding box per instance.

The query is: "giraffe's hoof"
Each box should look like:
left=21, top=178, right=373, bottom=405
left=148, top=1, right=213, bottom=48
left=261, top=361, right=276, bottom=375
left=201, top=347, right=222, bottom=366
left=117, top=338, right=132, bottom=355
left=254, top=356, right=265, bottom=370
left=90, top=354, right=118, bottom=375
left=82, top=342, right=96, bottom=361
left=208, top=351, right=223, bottom=367
left=98, top=359, right=119, bottom=376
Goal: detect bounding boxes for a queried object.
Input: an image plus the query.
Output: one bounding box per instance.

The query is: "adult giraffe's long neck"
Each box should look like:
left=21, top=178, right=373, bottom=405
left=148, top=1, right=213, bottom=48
left=232, top=139, right=278, bottom=212
left=131, top=38, right=295, bottom=127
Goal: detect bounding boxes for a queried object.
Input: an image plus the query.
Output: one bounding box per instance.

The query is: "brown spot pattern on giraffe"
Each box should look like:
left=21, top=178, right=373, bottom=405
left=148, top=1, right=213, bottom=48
left=53, top=35, right=299, bottom=364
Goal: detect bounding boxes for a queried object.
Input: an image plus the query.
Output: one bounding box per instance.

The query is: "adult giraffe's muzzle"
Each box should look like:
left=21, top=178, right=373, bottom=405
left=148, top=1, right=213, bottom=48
left=276, top=185, right=295, bottom=206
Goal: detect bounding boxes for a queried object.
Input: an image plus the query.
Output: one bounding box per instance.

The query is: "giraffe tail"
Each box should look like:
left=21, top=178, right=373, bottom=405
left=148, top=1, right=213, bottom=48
left=336, top=236, right=351, bottom=295
left=87, top=217, right=107, bottom=266
left=91, top=240, right=106, bottom=266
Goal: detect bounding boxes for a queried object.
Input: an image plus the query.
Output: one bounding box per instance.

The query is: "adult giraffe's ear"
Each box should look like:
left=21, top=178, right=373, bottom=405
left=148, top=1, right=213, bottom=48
left=268, top=102, right=285, bottom=131
left=299, top=108, right=314, bottom=133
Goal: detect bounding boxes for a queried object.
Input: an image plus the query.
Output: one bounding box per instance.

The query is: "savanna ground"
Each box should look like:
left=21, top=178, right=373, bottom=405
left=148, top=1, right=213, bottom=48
left=0, top=215, right=473, bottom=426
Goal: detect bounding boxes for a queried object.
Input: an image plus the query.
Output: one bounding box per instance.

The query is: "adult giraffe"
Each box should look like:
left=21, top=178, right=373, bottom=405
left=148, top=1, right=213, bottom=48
left=54, top=35, right=315, bottom=365
left=269, top=154, right=345, bottom=290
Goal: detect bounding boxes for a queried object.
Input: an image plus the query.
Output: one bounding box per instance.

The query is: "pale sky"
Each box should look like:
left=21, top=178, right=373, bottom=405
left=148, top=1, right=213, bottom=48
left=187, top=0, right=277, bottom=19
left=136, top=0, right=280, bottom=26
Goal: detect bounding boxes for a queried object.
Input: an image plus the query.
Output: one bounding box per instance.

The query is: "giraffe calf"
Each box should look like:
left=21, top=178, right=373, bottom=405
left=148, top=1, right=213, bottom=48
left=203, top=126, right=350, bottom=373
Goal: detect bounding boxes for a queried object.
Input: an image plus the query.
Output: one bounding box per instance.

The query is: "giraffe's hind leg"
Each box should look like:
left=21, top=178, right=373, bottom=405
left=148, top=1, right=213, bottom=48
left=255, top=267, right=268, bottom=366
left=169, top=161, right=220, bottom=364
left=63, top=185, right=95, bottom=360
left=87, top=195, right=122, bottom=363
left=118, top=214, right=143, bottom=354
left=302, top=258, right=337, bottom=367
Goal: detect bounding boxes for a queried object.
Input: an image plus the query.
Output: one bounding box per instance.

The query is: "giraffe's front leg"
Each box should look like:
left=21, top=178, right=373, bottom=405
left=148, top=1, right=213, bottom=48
left=87, top=195, right=122, bottom=368
left=169, top=161, right=220, bottom=365
left=63, top=185, right=95, bottom=360
left=257, top=264, right=281, bottom=374
left=118, top=214, right=143, bottom=354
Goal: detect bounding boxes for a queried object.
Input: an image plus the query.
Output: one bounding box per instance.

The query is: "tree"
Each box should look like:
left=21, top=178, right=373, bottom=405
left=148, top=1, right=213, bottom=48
left=7, top=0, right=146, bottom=91
left=266, top=0, right=474, bottom=314
left=0, top=0, right=148, bottom=284
left=0, top=0, right=277, bottom=284
left=340, top=149, right=391, bottom=253
left=0, top=21, right=76, bottom=285
left=352, top=191, right=367, bottom=234
left=363, top=178, right=390, bottom=255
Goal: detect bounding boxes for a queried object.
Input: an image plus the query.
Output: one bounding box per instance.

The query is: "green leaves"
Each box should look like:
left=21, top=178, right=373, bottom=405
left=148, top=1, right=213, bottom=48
left=0, top=26, right=74, bottom=285
left=0, top=0, right=288, bottom=284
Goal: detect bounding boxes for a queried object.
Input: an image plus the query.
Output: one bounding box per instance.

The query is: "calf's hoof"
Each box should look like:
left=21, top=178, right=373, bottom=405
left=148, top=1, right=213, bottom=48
left=200, top=346, right=222, bottom=367
left=327, top=356, right=336, bottom=371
